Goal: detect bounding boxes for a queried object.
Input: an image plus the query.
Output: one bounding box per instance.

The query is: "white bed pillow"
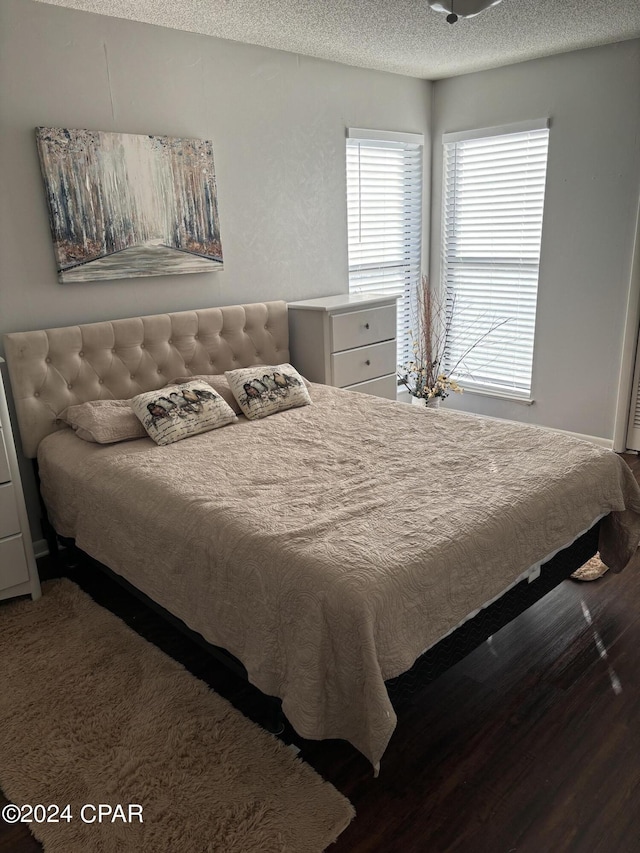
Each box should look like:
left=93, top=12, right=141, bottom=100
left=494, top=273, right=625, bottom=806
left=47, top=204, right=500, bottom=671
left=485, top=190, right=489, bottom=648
left=225, top=363, right=311, bottom=420
left=129, top=380, right=237, bottom=446
left=60, top=399, right=148, bottom=444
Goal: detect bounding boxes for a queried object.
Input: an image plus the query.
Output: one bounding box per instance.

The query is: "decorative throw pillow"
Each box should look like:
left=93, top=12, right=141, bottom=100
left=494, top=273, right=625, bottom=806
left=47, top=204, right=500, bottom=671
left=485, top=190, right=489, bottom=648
left=171, top=372, right=311, bottom=415
left=129, top=380, right=237, bottom=446
left=225, top=363, right=311, bottom=420
left=60, top=400, right=148, bottom=444
left=170, top=374, right=242, bottom=414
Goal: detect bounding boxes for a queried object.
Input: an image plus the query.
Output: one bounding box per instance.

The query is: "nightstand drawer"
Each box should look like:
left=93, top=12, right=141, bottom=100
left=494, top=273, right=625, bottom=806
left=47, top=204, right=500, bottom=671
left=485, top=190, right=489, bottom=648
left=344, top=374, right=398, bottom=400
left=0, top=483, right=20, bottom=538
left=0, top=535, right=29, bottom=587
left=0, top=430, right=10, bottom=484
left=332, top=340, right=397, bottom=388
left=331, top=305, right=396, bottom=352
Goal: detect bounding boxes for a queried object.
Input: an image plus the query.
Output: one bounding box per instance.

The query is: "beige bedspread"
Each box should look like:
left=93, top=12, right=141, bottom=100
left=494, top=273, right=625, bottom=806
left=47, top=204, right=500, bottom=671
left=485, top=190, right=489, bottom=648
left=37, top=385, right=640, bottom=769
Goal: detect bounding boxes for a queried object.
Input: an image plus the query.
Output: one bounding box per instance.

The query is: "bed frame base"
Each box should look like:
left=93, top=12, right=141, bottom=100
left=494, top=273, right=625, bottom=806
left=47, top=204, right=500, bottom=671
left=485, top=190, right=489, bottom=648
left=386, top=521, right=600, bottom=705
left=32, top=461, right=60, bottom=560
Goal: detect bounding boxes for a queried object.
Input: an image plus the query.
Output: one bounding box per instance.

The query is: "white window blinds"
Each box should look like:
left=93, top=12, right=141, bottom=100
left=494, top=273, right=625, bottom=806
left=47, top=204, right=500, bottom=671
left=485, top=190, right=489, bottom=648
left=347, top=129, right=423, bottom=367
left=442, top=121, right=550, bottom=398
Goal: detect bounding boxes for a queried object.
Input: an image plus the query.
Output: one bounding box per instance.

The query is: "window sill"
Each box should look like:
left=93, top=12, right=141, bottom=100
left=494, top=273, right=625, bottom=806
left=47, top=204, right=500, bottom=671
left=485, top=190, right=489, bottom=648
left=458, top=386, right=535, bottom=406
left=396, top=385, right=534, bottom=406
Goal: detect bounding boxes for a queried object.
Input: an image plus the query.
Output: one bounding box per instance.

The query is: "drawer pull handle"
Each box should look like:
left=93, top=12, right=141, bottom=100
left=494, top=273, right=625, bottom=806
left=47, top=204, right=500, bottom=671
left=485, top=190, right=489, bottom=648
left=365, top=359, right=371, bottom=366
left=364, top=323, right=370, bottom=330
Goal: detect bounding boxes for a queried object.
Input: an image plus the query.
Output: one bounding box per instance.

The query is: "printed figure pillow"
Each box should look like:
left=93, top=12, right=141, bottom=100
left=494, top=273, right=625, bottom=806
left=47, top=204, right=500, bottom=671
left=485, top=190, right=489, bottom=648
left=129, top=380, right=237, bottom=446
left=170, top=374, right=242, bottom=414
left=225, top=364, right=311, bottom=420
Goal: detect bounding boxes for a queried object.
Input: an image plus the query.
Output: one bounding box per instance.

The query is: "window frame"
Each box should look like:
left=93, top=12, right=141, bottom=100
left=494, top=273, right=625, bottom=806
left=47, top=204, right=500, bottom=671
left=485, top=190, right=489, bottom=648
left=440, top=118, right=550, bottom=403
left=346, top=128, right=424, bottom=371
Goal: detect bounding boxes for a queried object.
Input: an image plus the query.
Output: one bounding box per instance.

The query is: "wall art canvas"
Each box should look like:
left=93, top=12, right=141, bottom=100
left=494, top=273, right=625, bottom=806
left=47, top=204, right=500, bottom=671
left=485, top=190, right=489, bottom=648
left=36, top=128, right=223, bottom=283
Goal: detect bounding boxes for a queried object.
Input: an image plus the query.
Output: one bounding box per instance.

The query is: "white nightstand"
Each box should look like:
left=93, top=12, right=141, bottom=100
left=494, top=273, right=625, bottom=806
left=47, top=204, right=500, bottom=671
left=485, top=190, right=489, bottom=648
left=0, top=357, right=41, bottom=602
left=288, top=294, right=398, bottom=400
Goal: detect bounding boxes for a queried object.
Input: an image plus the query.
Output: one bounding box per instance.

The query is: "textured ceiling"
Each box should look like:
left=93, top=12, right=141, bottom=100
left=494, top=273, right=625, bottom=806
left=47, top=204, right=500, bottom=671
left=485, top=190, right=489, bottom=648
left=36, top=0, right=640, bottom=79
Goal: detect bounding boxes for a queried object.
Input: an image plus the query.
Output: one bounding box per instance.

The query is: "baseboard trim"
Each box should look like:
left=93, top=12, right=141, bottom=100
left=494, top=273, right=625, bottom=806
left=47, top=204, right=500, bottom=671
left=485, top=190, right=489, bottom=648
left=33, top=538, right=49, bottom=559
left=545, top=428, right=613, bottom=450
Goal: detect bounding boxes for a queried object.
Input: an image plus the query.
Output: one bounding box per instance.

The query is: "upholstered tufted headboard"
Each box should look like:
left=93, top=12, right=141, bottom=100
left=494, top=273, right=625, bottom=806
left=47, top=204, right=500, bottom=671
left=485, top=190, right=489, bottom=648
left=3, top=301, right=289, bottom=457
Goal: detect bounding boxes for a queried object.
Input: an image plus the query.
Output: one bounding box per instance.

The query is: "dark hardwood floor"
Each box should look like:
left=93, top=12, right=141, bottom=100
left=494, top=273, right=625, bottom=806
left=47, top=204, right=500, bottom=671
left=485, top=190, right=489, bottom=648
left=3, top=454, right=640, bottom=852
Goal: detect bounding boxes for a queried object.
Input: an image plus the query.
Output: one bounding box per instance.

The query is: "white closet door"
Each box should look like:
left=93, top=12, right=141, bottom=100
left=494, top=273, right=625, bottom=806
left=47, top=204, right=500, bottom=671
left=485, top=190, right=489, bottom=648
left=626, top=330, right=640, bottom=450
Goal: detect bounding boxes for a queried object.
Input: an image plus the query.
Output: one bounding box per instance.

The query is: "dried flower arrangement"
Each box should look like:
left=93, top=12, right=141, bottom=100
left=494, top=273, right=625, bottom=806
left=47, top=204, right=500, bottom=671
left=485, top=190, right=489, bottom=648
left=398, top=275, right=507, bottom=403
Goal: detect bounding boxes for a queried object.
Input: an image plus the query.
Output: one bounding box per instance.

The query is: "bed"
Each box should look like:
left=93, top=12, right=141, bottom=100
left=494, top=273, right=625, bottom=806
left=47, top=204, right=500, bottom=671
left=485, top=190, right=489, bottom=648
left=5, top=299, right=640, bottom=772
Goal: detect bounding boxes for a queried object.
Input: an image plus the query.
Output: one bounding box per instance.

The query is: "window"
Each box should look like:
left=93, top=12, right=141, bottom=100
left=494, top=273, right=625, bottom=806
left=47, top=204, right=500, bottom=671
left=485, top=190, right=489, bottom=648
left=442, top=120, right=550, bottom=399
left=346, top=129, right=423, bottom=367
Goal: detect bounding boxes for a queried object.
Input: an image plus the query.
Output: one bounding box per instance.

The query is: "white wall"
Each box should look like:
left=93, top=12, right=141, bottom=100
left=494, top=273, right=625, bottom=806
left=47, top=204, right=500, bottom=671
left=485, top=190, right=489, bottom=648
left=430, top=40, right=640, bottom=442
left=0, top=0, right=431, bottom=538
left=0, top=0, right=431, bottom=337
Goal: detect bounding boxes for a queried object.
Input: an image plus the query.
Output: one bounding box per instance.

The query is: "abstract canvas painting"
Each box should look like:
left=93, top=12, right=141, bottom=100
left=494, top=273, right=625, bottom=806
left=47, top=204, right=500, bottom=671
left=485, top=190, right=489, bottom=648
left=36, top=128, right=223, bottom=283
